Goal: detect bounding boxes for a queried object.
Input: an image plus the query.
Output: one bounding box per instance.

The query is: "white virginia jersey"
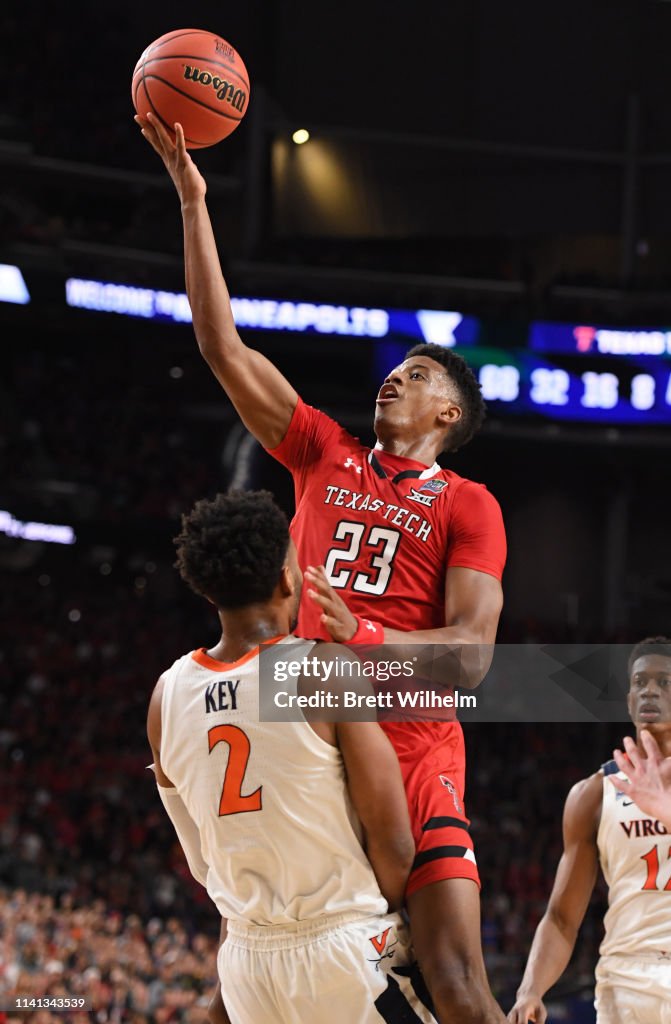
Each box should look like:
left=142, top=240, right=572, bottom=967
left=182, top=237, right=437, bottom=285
left=597, top=763, right=671, bottom=957
left=159, top=635, right=387, bottom=926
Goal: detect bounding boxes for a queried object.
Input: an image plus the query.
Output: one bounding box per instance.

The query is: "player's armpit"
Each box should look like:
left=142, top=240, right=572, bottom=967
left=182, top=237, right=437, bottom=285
left=336, top=719, right=415, bottom=911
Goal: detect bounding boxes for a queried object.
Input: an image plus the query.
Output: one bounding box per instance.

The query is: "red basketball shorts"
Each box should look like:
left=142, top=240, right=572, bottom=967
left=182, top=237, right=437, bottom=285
left=383, top=721, right=479, bottom=898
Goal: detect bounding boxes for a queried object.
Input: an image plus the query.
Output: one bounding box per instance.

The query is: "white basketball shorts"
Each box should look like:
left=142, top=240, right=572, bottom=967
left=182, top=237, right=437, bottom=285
left=219, top=910, right=437, bottom=1024
left=595, top=953, right=671, bottom=1024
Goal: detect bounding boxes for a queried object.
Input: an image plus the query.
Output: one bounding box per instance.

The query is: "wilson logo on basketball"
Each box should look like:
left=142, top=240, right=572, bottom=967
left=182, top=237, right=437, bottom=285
left=183, top=67, right=247, bottom=112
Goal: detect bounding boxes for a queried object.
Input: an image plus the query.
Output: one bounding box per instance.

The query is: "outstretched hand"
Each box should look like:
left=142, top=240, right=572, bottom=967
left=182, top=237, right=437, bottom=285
left=134, top=112, right=207, bottom=205
left=305, top=566, right=358, bottom=643
left=610, top=731, right=671, bottom=826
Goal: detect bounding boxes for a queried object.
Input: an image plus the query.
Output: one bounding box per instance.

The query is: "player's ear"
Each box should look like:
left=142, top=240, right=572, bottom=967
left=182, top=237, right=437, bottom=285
left=437, top=401, right=462, bottom=428
left=278, top=562, right=295, bottom=597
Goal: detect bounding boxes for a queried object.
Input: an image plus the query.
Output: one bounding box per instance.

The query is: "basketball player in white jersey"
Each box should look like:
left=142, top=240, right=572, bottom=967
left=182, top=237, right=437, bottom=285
left=147, top=489, right=437, bottom=1024
left=508, top=637, right=671, bottom=1024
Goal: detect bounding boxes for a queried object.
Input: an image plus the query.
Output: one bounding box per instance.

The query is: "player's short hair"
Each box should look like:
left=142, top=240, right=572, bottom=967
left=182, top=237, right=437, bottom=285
left=627, top=636, right=671, bottom=679
left=405, top=343, right=486, bottom=451
left=174, top=490, right=290, bottom=609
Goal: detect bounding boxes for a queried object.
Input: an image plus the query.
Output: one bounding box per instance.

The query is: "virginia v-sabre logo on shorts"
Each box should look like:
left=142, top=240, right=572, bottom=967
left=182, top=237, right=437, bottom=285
left=407, top=479, right=449, bottom=507
left=183, top=66, right=247, bottom=111
left=367, top=928, right=398, bottom=971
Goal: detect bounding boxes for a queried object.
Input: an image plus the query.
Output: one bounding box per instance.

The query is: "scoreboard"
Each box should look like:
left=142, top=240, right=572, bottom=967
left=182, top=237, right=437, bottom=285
left=40, top=275, right=671, bottom=427
left=456, top=349, right=671, bottom=426
left=379, top=320, right=671, bottom=427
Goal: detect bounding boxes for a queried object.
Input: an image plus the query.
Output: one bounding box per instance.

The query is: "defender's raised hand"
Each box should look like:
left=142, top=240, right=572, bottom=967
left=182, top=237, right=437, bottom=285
left=134, top=113, right=206, bottom=205
left=610, top=731, right=671, bottom=828
left=305, top=566, right=359, bottom=643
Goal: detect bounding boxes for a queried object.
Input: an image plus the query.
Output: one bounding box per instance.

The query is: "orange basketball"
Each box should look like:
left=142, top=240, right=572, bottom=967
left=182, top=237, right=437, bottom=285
left=132, top=29, right=250, bottom=149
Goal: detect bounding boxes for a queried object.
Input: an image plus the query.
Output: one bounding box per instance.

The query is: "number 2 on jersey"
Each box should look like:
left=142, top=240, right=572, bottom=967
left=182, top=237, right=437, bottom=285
left=324, top=521, right=400, bottom=596
left=209, top=724, right=262, bottom=816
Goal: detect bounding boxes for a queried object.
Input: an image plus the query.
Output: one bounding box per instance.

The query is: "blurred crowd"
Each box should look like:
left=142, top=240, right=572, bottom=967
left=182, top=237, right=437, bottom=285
left=0, top=890, right=218, bottom=1024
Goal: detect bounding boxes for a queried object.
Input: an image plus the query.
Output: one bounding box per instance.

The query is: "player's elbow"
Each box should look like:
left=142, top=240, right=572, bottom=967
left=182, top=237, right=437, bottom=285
left=365, top=830, right=415, bottom=911
left=545, top=903, right=580, bottom=945
left=451, top=632, right=496, bottom=690
left=195, top=328, right=235, bottom=366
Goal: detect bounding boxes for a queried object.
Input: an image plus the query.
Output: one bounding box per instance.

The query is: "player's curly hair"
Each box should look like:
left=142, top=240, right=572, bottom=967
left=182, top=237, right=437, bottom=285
left=627, top=636, right=671, bottom=678
left=174, top=490, right=290, bottom=609
left=405, top=343, right=486, bottom=452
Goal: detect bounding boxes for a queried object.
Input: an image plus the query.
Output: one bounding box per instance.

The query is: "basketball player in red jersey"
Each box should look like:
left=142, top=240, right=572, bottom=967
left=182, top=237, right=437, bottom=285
left=137, top=112, right=507, bottom=1024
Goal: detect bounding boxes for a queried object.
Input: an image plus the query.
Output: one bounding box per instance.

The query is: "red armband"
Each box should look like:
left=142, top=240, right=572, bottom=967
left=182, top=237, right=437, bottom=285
left=350, top=617, right=385, bottom=645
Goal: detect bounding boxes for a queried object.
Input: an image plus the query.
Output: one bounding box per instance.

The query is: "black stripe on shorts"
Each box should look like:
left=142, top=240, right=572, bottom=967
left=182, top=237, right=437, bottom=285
left=412, top=845, right=470, bottom=871
left=374, top=972, right=425, bottom=1023
left=422, top=815, right=470, bottom=832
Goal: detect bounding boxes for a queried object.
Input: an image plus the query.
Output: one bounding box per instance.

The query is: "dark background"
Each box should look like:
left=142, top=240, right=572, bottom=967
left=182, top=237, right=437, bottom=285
left=1, top=3, right=670, bottom=1022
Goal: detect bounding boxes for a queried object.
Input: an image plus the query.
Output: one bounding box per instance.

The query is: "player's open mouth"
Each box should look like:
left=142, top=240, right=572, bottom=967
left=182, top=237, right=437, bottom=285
left=376, top=386, right=399, bottom=403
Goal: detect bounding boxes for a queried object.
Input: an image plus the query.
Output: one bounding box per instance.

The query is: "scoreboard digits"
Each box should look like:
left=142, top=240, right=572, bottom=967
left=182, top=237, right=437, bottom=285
left=475, top=361, right=671, bottom=424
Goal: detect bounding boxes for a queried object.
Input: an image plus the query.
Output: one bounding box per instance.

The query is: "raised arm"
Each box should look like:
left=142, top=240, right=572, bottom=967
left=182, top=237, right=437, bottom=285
left=135, top=113, right=297, bottom=448
left=508, top=774, right=601, bottom=1024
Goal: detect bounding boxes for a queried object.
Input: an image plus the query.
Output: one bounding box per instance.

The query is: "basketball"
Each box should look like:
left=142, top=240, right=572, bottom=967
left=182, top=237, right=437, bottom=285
left=132, top=29, right=250, bottom=149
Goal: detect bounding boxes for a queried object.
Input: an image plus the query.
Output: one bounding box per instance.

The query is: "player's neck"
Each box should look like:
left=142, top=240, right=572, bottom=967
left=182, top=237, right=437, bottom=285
left=211, top=607, right=289, bottom=662
left=374, top=436, right=441, bottom=466
left=636, top=724, right=671, bottom=757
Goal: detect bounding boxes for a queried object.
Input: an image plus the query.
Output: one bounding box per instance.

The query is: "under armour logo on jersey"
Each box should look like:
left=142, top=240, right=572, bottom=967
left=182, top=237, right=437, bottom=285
left=439, top=775, right=463, bottom=814
left=363, top=620, right=377, bottom=632
left=344, top=457, right=362, bottom=474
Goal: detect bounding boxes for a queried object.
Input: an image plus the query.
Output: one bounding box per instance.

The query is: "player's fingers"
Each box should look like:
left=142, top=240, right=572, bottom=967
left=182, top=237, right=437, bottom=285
left=506, top=1008, right=526, bottom=1024
left=613, top=747, right=634, bottom=776
left=320, top=613, right=344, bottom=637
left=623, top=735, right=642, bottom=768
left=639, top=728, right=662, bottom=761
left=306, top=566, right=332, bottom=590
left=138, top=117, right=167, bottom=155
left=146, top=112, right=174, bottom=151
left=608, top=772, right=632, bottom=795
left=307, top=590, right=342, bottom=621
left=305, top=570, right=329, bottom=594
left=174, top=122, right=188, bottom=160
left=306, top=587, right=329, bottom=608
left=138, top=126, right=164, bottom=157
